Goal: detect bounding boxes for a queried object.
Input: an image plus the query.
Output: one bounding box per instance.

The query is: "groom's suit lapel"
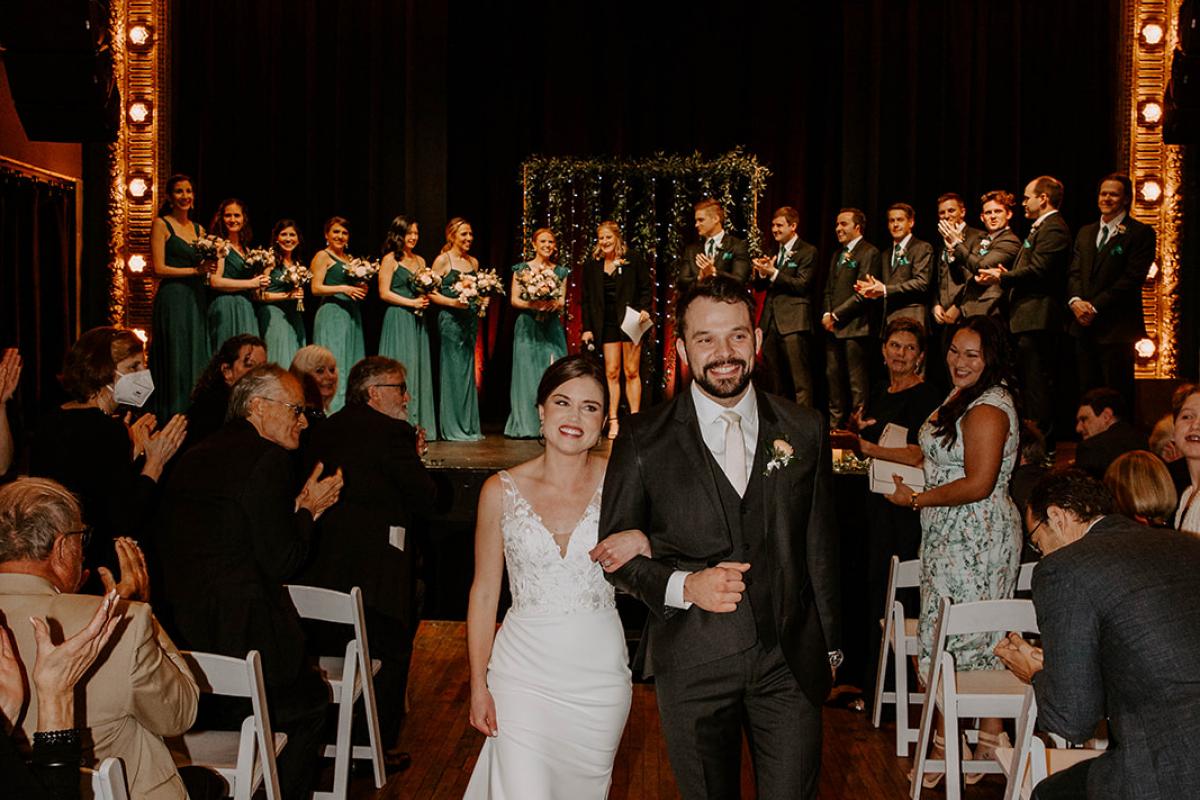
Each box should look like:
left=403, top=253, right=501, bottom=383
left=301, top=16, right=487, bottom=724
left=757, top=393, right=791, bottom=573
left=673, top=390, right=729, bottom=536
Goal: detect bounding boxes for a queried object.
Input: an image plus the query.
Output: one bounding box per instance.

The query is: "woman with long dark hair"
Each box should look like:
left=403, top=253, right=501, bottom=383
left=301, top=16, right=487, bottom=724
left=311, top=216, right=366, bottom=412
left=431, top=217, right=483, bottom=441
left=184, top=333, right=267, bottom=448
left=378, top=215, right=436, bottom=437
left=207, top=199, right=268, bottom=351
left=149, top=173, right=210, bottom=417
left=257, top=219, right=308, bottom=367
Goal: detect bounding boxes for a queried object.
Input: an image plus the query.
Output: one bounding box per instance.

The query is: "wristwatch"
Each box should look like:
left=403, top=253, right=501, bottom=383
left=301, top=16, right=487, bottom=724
left=828, top=650, right=844, bottom=669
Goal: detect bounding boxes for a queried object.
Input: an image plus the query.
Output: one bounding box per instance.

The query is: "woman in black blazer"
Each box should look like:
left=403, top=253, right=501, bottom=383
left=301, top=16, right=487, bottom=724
left=580, top=221, right=652, bottom=438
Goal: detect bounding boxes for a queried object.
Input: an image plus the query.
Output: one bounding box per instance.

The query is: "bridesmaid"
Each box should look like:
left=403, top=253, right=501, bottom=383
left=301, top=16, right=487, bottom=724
left=431, top=217, right=484, bottom=441
left=504, top=228, right=569, bottom=438
left=207, top=198, right=267, bottom=351
left=311, top=216, right=366, bottom=412
left=257, top=219, right=308, bottom=367
left=378, top=215, right=437, bottom=438
left=149, top=173, right=211, bottom=417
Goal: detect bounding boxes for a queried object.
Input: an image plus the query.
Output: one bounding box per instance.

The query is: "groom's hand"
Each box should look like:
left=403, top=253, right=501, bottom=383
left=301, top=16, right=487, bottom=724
left=683, top=562, right=750, bottom=613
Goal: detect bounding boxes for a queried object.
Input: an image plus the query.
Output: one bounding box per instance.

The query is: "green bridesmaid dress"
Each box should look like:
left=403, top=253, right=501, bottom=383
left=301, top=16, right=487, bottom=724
left=256, top=263, right=307, bottom=368
left=504, top=262, right=569, bottom=438
left=437, top=268, right=483, bottom=441
left=150, top=217, right=210, bottom=418
left=207, top=246, right=260, bottom=351
left=312, top=253, right=365, bottom=412
left=378, top=263, right=437, bottom=438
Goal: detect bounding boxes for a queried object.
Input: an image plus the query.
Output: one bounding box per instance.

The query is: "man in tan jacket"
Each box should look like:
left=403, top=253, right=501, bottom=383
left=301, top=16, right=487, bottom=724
left=0, top=477, right=198, bottom=800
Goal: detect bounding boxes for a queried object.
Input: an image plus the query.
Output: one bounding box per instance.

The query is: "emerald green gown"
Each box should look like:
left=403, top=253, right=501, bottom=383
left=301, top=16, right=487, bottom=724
left=503, top=262, right=570, bottom=438
left=378, top=262, right=437, bottom=438
left=437, top=268, right=483, bottom=441
left=313, top=253, right=365, bottom=412
left=150, top=217, right=210, bottom=418
left=256, top=262, right=307, bottom=368
left=207, top=246, right=260, bottom=350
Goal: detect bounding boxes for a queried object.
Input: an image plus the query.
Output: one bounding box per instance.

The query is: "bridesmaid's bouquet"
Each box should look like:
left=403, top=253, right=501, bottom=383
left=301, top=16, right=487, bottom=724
left=192, top=235, right=228, bottom=270
left=244, top=247, right=276, bottom=274
left=515, top=262, right=563, bottom=303
left=452, top=269, right=504, bottom=318
left=280, top=262, right=312, bottom=311
left=345, top=256, right=381, bottom=284
left=408, top=266, right=441, bottom=317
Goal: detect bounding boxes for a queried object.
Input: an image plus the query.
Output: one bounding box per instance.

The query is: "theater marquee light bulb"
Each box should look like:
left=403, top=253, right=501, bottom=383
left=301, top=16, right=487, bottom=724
left=1141, top=22, right=1165, bottom=46
left=1147, top=261, right=1159, bottom=280
left=1140, top=100, right=1163, bottom=124
left=128, top=177, right=149, bottom=198
left=128, top=254, right=147, bottom=273
left=1140, top=180, right=1163, bottom=203
left=129, top=25, right=151, bottom=46
left=128, top=102, right=150, bottom=123
left=132, top=328, right=149, bottom=344
left=1134, top=338, right=1156, bottom=359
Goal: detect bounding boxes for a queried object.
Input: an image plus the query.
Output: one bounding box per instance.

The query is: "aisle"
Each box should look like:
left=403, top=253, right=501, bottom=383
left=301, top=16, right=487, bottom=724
left=352, top=621, right=1009, bottom=799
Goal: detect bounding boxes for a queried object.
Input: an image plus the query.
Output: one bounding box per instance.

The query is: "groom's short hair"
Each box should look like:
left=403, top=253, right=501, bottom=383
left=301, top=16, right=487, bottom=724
left=675, top=274, right=755, bottom=338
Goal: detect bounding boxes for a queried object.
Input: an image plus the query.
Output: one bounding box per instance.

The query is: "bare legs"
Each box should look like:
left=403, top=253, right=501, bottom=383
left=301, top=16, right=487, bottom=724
left=622, top=341, right=642, bottom=413
left=603, top=341, right=643, bottom=439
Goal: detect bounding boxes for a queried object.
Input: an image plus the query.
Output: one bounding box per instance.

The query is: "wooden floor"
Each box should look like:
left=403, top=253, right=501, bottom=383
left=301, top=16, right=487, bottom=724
left=344, top=621, right=1008, bottom=800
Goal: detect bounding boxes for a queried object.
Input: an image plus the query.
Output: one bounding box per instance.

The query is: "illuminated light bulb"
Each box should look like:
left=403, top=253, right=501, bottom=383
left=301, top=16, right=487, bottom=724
left=128, top=177, right=149, bottom=198
left=132, top=328, right=149, bottom=344
left=1147, top=262, right=1159, bottom=280
left=1141, top=101, right=1163, bottom=124
left=1140, top=180, right=1163, bottom=203
left=1141, top=22, right=1165, bottom=46
left=129, top=25, right=151, bottom=46
left=128, top=254, right=147, bottom=273
left=1134, top=338, right=1156, bottom=358
left=128, top=102, right=150, bottom=123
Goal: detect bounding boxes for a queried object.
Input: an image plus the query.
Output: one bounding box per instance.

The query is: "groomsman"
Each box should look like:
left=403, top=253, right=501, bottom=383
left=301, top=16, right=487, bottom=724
left=822, top=208, right=880, bottom=428
left=931, top=194, right=983, bottom=387
left=1067, top=173, right=1156, bottom=412
left=753, top=206, right=818, bottom=406
left=953, top=190, right=1021, bottom=318
left=977, top=175, right=1071, bottom=446
left=675, top=198, right=751, bottom=292
left=855, top=202, right=933, bottom=329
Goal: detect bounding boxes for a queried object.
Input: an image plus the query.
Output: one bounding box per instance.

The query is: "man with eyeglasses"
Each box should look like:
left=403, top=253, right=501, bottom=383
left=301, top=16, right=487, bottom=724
left=299, top=356, right=437, bottom=769
left=156, top=364, right=344, bottom=799
left=995, top=469, right=1200, bottom=799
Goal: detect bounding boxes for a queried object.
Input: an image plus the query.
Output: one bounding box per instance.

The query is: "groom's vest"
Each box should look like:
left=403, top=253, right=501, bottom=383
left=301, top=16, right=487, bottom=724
left=703, top=442, right=778, bottom=652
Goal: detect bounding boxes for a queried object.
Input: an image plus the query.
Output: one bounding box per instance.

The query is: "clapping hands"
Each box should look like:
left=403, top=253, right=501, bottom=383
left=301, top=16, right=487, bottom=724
left=129, top=412, right=188, bottom=480
left=854, top=275, right=886, bottom=299
left=98, top=538, right=151, bottom=602
left=694, top=252, right=717, bottom=279
left=296, top=462, right=343, bottom=520
left=976, top=266, right=1006, bottom=285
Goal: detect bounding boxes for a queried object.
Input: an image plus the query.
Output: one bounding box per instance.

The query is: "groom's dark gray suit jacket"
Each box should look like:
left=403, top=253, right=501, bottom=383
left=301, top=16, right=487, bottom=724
left=599, top=388, right=840, bottom=706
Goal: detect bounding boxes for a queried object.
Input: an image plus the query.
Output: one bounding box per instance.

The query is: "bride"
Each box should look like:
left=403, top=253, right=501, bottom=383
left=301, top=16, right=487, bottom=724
left=465, top=354, right=647, bottom=798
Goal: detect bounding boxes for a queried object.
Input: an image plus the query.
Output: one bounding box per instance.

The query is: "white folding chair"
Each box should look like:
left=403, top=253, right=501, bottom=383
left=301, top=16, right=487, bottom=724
left=167, top=650, right=286, bottom=800
left=287, top=584, right=386, bottom=799
left=910, top=596, right=1038, bottom=800
left=996, top=685, right=1105, bottom=800
left=83, top=757, right=130, bottom=800
left=871, top=556, right=925, bottom=755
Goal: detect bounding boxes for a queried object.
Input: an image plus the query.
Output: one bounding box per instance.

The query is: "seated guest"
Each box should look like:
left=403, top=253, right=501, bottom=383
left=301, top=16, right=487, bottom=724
left=290, top=344, right=339, bottom=424
left=1172, top=383, right=1200, bottom=534
left=1073, top=387, right=1146, bottom=479
left=0, top=348, right=19, bottom=478
left=1103, top=450, right=1178, bottom=528
left=156, top=364, right=344, bottom=800
left=184, top=333, right=267, bottom=448
left=0, top=478, right=199, bottom=800
left=300, top=356, right=436, bottom=759
left=995, top=469, right=1200, bottom=799
left=1149, top=411, right=1192, bottom=495
left=30, top=328, right=187, bottom=588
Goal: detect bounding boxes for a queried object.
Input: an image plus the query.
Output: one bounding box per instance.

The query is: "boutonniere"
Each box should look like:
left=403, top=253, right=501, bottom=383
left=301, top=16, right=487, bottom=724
left=978, top=238, right=992, bottom=256
left=1022, top=239, right=1033, bottom=249
left=897, top=254, right=910, bottom=266
left=1116, top=224, right=1128, bottom=236
left=1112, top=244, right=1125, bottom=255
left=841, top=257, right=858, bottom=270
left=722, top=251, right=733, bottom=261
left=764, top=438, right=795, bottom=475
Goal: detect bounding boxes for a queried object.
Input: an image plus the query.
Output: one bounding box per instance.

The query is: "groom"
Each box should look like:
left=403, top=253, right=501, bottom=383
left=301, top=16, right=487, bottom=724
left=598, top=274, right=840, bottom=798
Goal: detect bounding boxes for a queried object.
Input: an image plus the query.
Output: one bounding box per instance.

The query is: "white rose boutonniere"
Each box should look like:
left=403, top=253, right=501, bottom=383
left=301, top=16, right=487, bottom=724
left=1116, top=224, right=1128, bottom=236
left=765, top=438, right=795, bottom=475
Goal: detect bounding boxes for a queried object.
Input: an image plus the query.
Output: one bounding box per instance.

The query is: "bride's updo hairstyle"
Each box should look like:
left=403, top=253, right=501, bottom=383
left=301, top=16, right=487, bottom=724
left=535, top=353, right=609, bottom=415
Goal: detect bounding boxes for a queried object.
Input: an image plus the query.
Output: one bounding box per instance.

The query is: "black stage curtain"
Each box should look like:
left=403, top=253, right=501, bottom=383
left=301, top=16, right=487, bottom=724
left=171, top=0, right=1121, bottom=421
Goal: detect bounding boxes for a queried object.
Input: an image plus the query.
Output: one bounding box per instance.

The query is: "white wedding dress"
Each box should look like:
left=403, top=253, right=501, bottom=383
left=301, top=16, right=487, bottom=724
left=464, top=471, right=632, bottom=799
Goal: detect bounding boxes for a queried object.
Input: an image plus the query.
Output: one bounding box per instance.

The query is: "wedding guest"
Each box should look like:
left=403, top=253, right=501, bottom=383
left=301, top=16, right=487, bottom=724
left=207, top=199, right=267, bottom=351
left=430, top=217, right=484, bottom=441
left=290, top=345, right=338, bottom=423
left=1104, top=450, right=1178, bottom=528
left=931, top=193, right=982, bottom=390
left=580, top=221, right=652, bottom=438
left=0, top=348, right=20, bottom=477
left=505, top=228, right=569, bottom=438
left=258, top=219, right=308, bottom=368
left=184, top=334, right=267, bottom=448
left=852, top=318, right=941, bottom=695
left=886, top=316, right=1023, bottom=780
left=1149, top=412, right=1192, bottom=495
left=752, top=206, right=818, bottom=407
left=311, top=217, right=366, bottom=413
left=301, top=356, right=436, bottom=761
left=30, top=328, right=187, bottom=588
left=948, top=190, right=1021, bottom=318
left=823, top=208, right=881, bottom=428
left=378, top=215, right=437, bottom=437
left=149, top=173, right=210, bottom=417
left=855, top=202, right=933, bottom=329
left=156, top=365, right=343, bottom=800
left=1171, top=383, right=1200, bottom=534
left=0, top=478, right=199, bottom=800
left=675, top=198, right=751, bottom=292
left=1073, top=387, right=1147, bottom=479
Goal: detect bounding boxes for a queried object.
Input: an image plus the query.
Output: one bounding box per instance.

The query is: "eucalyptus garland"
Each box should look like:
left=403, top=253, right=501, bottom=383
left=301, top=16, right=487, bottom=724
left=519, top=148, right=770, bottom=398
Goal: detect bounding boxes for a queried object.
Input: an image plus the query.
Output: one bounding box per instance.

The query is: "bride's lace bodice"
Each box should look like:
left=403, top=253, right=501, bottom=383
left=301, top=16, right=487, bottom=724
left=498, top=471, right=615, bottom=615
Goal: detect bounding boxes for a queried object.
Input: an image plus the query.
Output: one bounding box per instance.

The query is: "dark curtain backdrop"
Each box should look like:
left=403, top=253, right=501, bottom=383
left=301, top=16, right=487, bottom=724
left=171, top=0, right=1122, bottom=421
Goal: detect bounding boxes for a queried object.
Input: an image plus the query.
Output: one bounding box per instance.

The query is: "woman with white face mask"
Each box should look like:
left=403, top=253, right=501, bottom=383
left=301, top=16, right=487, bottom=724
left=30, top=327, right=188, bottom=593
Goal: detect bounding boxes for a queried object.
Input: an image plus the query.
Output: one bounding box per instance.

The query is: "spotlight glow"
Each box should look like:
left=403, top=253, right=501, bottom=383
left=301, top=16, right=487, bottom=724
left=132, top=328, right=149, bottom=344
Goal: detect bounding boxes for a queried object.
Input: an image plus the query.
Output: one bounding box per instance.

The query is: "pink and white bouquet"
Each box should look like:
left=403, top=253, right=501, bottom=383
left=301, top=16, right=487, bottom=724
left=280, top=262, right=312, bottom=310
left=515, top=262, right=563, bottom=303
left=244, top=247, right=276, bottom=273
left=452, top=269, right=504, bottom=318
left=345, top=256, right=380, bottom=284
left=408, top=266, right=441, bottom=317
left=192, top=235, right=228, bottom=268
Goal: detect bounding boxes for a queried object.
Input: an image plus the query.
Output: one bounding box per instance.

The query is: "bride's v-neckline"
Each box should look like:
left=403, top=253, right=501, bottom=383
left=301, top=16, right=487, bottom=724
left=504, top=471, right=601, bottom=560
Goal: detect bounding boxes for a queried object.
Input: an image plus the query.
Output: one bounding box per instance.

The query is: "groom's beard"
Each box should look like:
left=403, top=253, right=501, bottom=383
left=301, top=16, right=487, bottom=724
left=694, top=357, right=752, bottom=399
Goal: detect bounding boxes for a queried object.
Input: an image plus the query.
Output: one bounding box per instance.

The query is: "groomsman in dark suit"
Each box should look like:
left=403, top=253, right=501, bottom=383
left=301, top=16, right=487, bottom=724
left=855, top=202, right=933, bottom=330
left=822, top=208, right=880, bottom=428
left=675, top=198, right=752, bottom=293
left=931, top=193, right=983, bottom=388
left=977, top=176, right=1072, bottom=446
left=1067, top=173, right=1156, bottom=411
left=753, top=206, right=818, bottom=407
left=952, top=190, right=1022, bottom=318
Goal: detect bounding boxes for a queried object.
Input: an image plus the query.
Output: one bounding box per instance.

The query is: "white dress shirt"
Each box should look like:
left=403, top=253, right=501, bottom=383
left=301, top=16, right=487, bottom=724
left=705, top=230, right=727, bottom=256
left=770, top=235, right=798, bottom=282
left=1096, top=211, right=1126, bottom=248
